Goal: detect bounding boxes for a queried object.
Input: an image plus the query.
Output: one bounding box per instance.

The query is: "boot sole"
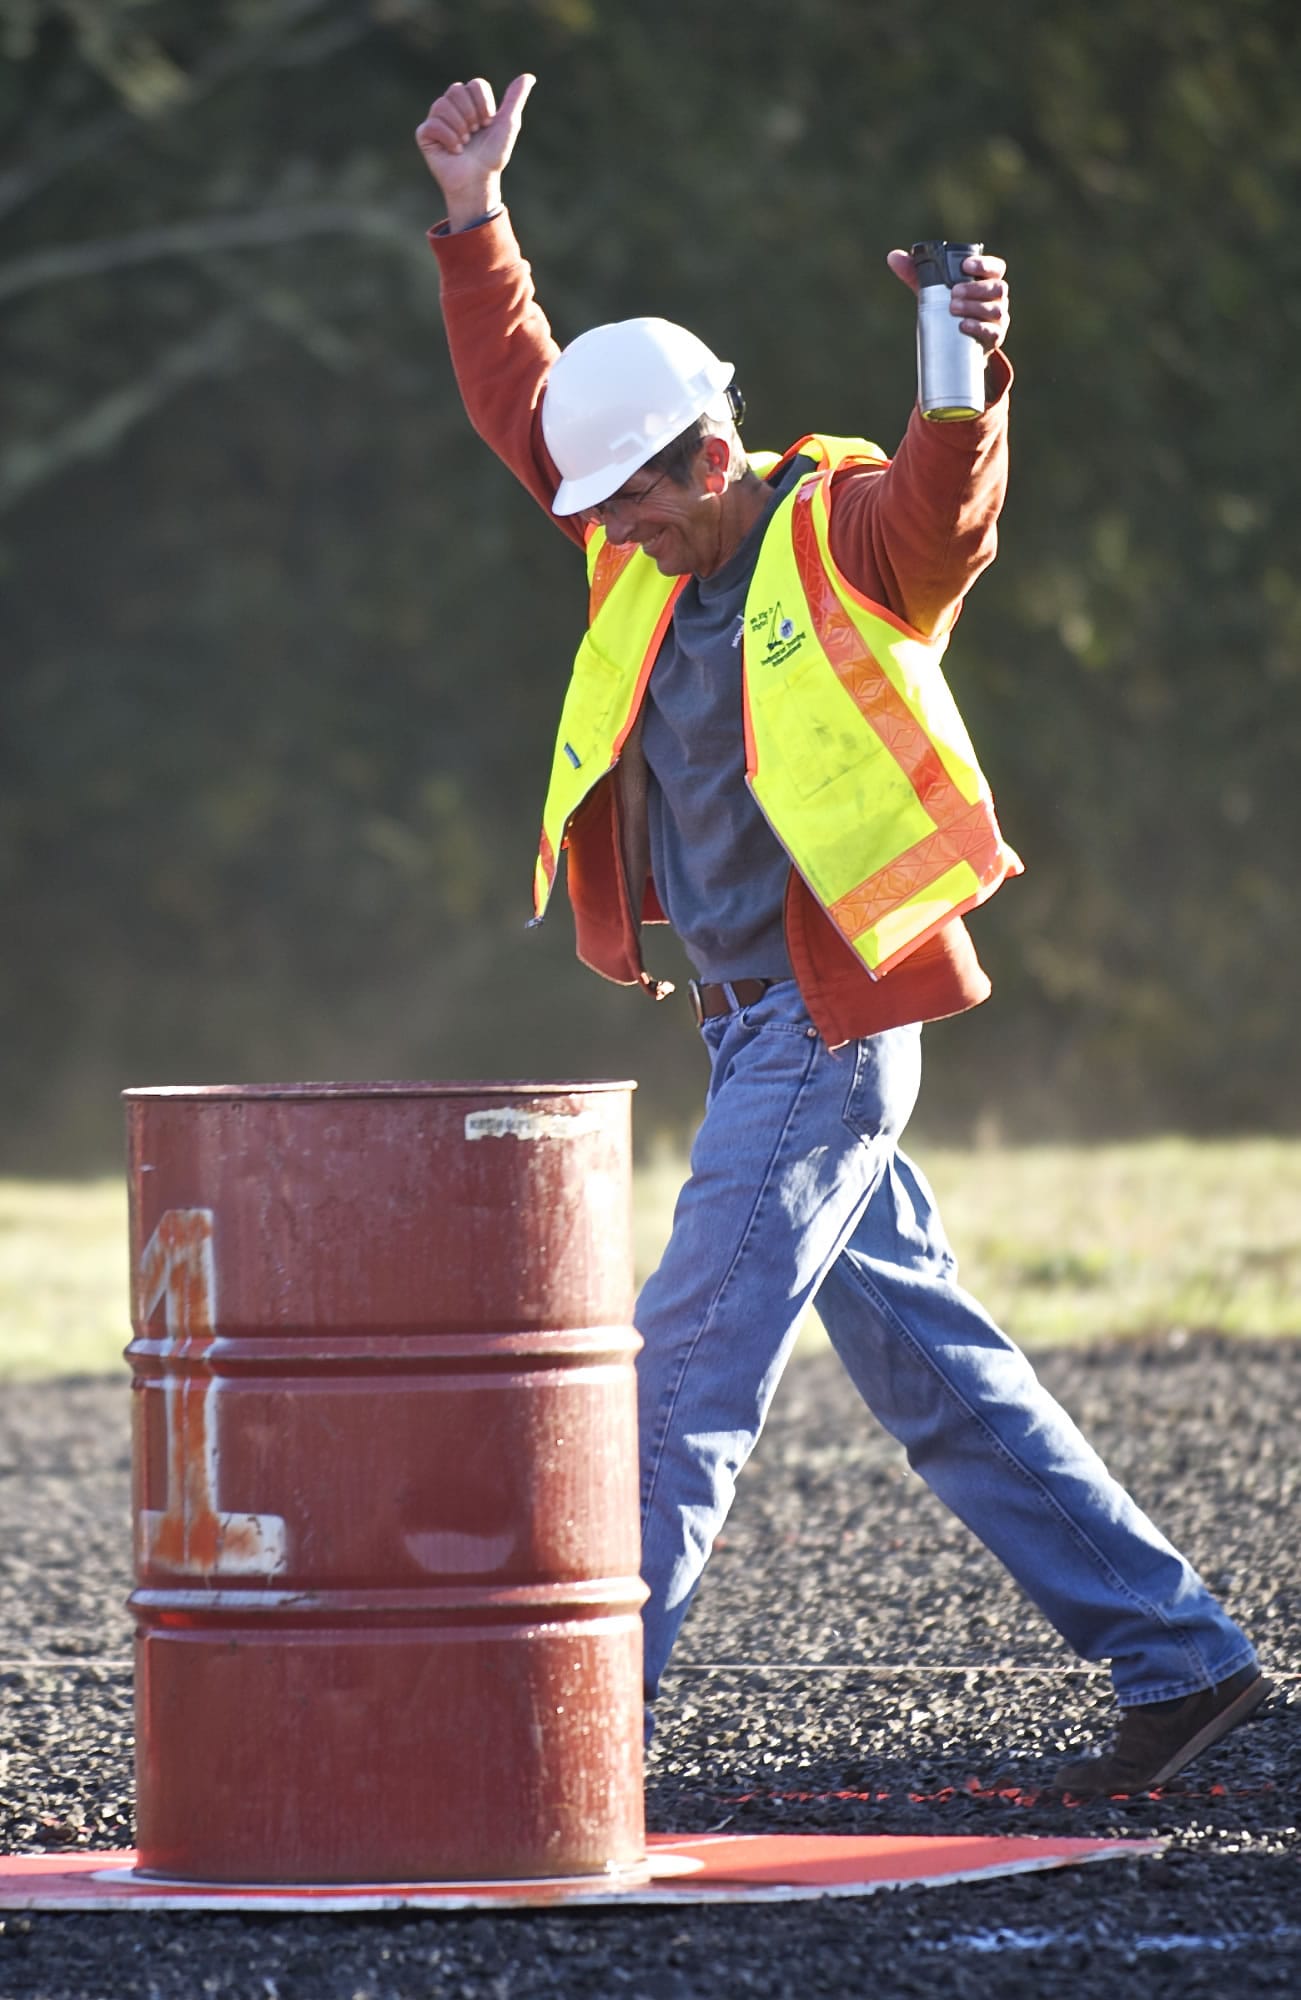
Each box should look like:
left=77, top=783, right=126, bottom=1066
left=1147, top=1671, right=1272, bottom=1787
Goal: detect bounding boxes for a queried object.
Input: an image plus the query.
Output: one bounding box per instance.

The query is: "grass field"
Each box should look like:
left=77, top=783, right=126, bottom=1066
left=3, top=1138, right=1300, bottom=1378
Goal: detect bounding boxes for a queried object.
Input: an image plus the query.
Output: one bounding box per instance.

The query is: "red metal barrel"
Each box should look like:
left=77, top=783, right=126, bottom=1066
left=124, top=1081, right=645, bottom=1885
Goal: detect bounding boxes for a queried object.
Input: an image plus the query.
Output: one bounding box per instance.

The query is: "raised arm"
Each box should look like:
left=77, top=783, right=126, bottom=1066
left=417, top=75, right=582, bottom=541
left=829, top=250, right=1014, bottom=638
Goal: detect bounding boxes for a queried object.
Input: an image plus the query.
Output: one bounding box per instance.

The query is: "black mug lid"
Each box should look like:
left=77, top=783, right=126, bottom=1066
left=911, top=240, right=983, bottom=288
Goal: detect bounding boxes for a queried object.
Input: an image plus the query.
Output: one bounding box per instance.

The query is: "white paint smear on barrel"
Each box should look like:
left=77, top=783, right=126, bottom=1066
left=464, top=1109, right=604, bottom=1142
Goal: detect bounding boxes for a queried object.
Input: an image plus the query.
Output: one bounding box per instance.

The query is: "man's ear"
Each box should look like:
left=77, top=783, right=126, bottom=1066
left=700, top=433, right=731, bottom=494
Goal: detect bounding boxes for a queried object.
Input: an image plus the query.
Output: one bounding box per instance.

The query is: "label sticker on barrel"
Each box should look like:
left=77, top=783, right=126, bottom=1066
left=464, top=1107, right=603, bottom=1142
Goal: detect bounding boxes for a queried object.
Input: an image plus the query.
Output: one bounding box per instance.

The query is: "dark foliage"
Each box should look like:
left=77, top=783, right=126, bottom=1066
left=2, top=0, right=1298, bottom=1167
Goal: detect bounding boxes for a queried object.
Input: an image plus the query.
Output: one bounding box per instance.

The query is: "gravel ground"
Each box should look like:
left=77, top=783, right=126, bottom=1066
left=1, top=1335, right=1296, bottom=1998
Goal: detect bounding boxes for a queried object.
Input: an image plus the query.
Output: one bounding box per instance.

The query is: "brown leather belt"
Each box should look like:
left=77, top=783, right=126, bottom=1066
left=687, top=978, right=777, bottom=1026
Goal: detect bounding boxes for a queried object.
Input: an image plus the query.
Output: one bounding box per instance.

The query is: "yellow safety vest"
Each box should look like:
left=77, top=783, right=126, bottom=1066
left=534, top=433, right=1020, bottom=979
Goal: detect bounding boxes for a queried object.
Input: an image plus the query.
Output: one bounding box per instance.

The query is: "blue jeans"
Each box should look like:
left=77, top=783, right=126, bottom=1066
left=635, top=981, right=1256, bottom=1715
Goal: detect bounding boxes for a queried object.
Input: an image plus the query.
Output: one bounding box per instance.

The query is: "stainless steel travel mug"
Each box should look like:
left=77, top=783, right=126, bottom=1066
left=912, top=240, right=986, bottom=421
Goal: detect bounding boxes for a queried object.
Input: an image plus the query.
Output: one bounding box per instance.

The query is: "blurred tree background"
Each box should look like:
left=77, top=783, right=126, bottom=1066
left=2, top=0, right=1298, bottom=1171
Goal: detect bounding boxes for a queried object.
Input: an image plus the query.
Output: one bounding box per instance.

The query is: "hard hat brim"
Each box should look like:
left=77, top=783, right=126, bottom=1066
left=551, top=462, right=639, bottom=517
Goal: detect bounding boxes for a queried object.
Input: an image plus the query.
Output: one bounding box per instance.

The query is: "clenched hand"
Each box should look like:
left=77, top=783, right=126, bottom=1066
left=416, top=74, right=536, bottom=232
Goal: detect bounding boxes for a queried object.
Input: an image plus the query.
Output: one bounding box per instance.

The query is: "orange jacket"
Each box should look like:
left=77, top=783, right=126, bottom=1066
left=431, top=212, right=1014, bottom=1043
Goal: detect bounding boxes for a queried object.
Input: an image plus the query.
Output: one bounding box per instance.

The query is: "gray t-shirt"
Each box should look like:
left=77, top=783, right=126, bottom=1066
left=642, top=456, right=812, bottom=983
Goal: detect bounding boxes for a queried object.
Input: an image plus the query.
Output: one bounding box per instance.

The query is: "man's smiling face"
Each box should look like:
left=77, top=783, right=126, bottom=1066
left=586, top=437, right=734, bottom=578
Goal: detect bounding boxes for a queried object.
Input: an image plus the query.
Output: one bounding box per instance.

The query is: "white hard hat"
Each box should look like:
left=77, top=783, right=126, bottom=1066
left=542, top=317, right=735, bottom=516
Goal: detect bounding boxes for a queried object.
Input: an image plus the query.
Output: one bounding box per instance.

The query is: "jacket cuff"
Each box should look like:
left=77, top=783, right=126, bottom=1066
left=984, top=348, right=1013, bottom=403
left=427, top=208, right=526, bottom=288
left=910, top=347, right=1012, bottom=457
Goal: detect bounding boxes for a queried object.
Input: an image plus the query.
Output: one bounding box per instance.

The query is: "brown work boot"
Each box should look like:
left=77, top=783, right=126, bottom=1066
left=1053, top=1667, right=1271, bottom=1797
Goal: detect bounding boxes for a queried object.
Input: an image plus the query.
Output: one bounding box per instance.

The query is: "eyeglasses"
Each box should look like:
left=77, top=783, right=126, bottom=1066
left=587, top=468, right=671, bottom=525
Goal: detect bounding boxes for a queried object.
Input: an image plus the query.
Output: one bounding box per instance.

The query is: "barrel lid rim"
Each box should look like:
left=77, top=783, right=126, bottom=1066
left=122, top=1079, right=638, bottom=1102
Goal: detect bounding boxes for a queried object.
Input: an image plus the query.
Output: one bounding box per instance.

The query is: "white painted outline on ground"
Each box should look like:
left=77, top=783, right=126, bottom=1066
left=920, top=1922, right=1301, bottom=1956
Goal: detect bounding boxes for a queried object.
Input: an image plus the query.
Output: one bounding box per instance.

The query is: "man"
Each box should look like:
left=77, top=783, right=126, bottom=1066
left=415, top=73, right=1267, bottom=1794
